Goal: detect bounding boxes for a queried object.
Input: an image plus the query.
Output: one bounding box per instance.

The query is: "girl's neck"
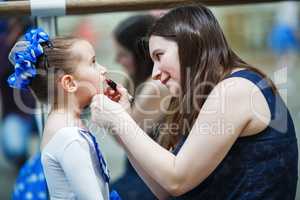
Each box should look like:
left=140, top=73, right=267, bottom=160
left=51, top=95, right=81, bottom=117
left=51, top=105, right=81, bottom=118
left=48, top=101, right=84, bottom=128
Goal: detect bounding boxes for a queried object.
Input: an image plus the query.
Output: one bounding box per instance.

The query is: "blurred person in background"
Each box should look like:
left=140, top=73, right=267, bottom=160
left=267, top=2, right=300, bottom=143
left=0, top=17, right=38, bottom=168
left=111, top=14, right=170, bottom=200
left=0, top=16, right=48, bottom=200
left=267, top=1, right=299, bottom=70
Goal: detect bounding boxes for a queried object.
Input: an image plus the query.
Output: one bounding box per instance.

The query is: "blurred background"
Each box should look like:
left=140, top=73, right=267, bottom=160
left=0, top=1, right=300, bottom=199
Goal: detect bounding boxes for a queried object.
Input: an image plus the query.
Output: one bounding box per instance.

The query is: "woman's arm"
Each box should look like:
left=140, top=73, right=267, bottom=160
left=122, top=140, right=170, bottom=200
left=111, top=80, right=171, bottom=199
left=106, top=78, right=255, bottom=196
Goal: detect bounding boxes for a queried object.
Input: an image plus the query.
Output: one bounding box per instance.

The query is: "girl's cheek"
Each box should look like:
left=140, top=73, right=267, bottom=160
left=100, top=76, right=107, bottom=93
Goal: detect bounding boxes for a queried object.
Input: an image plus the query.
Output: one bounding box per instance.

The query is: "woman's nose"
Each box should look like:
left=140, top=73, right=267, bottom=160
left=152, top=65, right=161, bottom=80
left=152, top=69, right=162, bottom=80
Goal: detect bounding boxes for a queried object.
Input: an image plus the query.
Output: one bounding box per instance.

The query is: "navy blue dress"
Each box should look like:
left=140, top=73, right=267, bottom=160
left=172, top=69, right=298, bottom=200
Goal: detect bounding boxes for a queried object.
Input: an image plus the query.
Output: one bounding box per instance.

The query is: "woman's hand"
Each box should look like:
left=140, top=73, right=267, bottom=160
left=104, top=84, right=132, bottom=112
left=90, top=84, right=132, bottom=129
left=90, top=94, right=126, bottom=129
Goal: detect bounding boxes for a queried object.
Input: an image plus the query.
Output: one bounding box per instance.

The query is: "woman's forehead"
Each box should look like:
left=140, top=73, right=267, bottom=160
left=149, top=36, right=177, bottom=52
left=149, top=35, right=165, bottom=45
left=149, top=36, right=165, bottom=51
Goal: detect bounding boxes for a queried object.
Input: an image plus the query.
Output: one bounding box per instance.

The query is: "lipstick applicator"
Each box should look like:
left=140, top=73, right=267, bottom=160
left=105, top=79, right=134, bottom=103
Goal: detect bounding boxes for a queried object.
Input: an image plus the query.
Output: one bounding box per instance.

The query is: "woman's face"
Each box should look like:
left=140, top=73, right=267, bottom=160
left=149, top=35, right=181, bottom=96
left=113, top=39, right=136, bottom=76
left=71, top=40, right=107, bottom=107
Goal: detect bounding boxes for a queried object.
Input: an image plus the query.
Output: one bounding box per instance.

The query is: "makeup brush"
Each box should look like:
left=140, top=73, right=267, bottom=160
left=106, top=79, right=134, bottom=103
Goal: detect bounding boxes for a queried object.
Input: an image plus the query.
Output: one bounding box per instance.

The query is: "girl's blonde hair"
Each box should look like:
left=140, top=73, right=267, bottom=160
left=29, top=37, right=82, bottom=104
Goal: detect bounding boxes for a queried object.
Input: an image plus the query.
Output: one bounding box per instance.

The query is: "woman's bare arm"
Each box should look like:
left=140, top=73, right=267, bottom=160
left=112, top=79, right=171, bottom=199
left=118, top=137, right=170, bottom=200
left=113, top=78, right=258, bottom=196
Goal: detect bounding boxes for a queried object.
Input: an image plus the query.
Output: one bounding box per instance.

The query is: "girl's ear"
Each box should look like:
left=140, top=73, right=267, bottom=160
left=60, top=74, right=78, bottom=93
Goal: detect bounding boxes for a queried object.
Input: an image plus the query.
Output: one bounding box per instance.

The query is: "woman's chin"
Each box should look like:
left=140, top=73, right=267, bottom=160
left=168, top=85, right=181, bottom=97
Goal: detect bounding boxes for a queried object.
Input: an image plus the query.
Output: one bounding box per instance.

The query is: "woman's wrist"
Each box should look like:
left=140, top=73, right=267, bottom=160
left=111, top=111, right=138, bottom=137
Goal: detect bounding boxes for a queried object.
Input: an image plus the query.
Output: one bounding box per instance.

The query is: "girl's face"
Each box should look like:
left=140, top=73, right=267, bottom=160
left=113, top=39, right=136, bottom=77
left=70, top=40, right=107, bottom=107
left=149, top=36, right=181, bottom=96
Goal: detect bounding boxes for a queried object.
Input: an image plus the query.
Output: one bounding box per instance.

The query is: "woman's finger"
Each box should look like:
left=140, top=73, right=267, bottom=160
left=109, top=89, right=116, bottom=95
left=111, top=94, right=121, bottom=102
left=116, top=84, right=128, bottom=95
left=104, top=90, right=108, bottom=96
left=104, top=88, right=120, bottom=99
left=106, top=93, right=120, bottom=100
left=104, top=88, right=117, bottom=95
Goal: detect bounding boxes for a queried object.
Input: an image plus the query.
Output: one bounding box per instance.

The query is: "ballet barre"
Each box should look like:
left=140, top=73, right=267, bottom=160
left=0, top=0, right=291, bottom=17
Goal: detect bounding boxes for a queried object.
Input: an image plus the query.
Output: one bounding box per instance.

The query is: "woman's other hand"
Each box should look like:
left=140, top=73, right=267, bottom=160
left=104, top=83, right=132, bottom=112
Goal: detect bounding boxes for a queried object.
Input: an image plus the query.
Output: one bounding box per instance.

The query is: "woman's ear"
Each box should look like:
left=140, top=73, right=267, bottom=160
left=60, top=74, right=78, bottom=93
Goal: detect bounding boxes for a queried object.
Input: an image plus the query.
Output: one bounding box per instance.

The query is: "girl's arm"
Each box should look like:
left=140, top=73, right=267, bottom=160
left=60, top=139, right=106, bottom=200
left=111, top=78, right=257, bottom=196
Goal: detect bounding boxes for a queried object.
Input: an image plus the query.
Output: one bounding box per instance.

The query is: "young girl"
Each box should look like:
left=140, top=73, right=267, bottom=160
left=8, top=28, right=121, bottom=200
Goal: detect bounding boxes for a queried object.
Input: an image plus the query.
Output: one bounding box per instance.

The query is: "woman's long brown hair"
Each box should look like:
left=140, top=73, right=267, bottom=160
left=149, top=4, right=277, bottom=150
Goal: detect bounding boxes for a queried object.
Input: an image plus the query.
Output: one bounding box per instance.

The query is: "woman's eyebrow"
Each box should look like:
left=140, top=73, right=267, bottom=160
left=151, top=49, right=162, bottom=58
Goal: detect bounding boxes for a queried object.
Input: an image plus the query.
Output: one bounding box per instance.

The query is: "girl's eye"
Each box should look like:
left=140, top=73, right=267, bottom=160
left=92, top=59, right=97, bottom=67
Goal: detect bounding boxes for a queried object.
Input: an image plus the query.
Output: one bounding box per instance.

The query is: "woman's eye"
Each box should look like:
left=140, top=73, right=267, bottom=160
left=156, top=53, right=163, bottom=61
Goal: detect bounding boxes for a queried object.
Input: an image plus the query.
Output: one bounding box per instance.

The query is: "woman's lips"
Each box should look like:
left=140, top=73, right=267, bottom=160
left=161, top=76, right=171, bottom=85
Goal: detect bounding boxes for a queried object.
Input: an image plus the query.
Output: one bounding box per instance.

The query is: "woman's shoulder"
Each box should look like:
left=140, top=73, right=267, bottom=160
left=216, top=68, right=272, bottom=104
left=206, top=69, right=271, bottom=136
left=214, top=73, right=256, bottom=99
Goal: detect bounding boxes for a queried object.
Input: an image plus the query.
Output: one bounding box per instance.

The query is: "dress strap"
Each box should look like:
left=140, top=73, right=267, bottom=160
left=226, top=69, right=276, bottom=119
left=79, top=129, right=123, bottom=200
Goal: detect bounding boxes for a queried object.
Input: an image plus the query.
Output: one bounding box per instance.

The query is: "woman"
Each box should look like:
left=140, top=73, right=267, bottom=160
left=112, top=14, right=169, bottom=200
left=91, top=4, right=298, bottom=200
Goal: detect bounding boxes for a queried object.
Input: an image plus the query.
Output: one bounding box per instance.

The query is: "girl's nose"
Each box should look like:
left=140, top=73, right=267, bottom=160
left=99, top=65, right=107, bottom=75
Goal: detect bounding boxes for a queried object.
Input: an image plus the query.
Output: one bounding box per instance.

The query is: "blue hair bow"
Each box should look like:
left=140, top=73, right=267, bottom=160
left=7, top=28, right=50, bottom=90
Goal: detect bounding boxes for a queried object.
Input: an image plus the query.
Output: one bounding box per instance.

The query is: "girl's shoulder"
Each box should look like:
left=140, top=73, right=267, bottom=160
left=41, top=126, right=86, bottom=153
